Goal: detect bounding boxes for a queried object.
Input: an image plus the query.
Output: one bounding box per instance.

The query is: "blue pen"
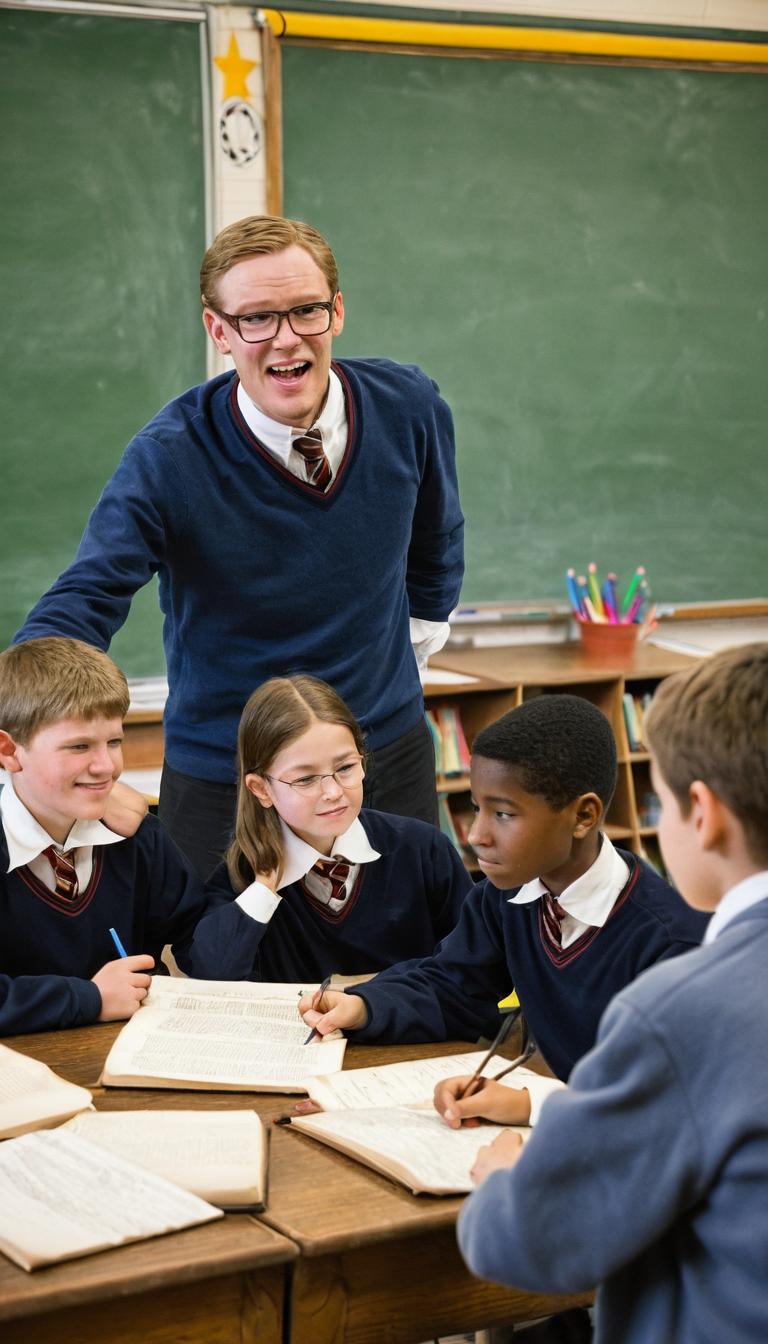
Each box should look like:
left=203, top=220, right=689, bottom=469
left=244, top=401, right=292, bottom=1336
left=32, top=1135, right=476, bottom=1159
left=109, top=926, right=128, bottom=958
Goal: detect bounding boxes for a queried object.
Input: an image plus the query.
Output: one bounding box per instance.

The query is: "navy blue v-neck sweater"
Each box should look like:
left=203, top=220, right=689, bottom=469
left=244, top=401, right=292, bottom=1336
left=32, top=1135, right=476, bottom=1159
left=348, top=849, right=709, bottom=1079
left=0, top=814, right=205, bottom=1036
left=190, top=809, right=472, bottom=983
left=17, top=360, right=464, bottom=783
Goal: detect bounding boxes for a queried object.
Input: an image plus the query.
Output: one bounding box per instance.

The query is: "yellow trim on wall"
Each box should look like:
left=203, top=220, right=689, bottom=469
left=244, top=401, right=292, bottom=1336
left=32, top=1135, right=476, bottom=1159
left=258, top=9, right=768, bottom=64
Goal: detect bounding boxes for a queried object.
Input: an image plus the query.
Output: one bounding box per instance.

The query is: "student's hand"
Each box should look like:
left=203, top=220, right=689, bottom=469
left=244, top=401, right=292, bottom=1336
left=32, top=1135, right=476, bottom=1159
left=92, top=955, right=154, bottom=1021
left=434, top=1076, right=532, bottom=1129
left=298, top=989, right=367, bottom=1035
left=470, top=1130, right=524, bottom=1185
left=101, top=781, right=149, bottom=836
left=292, top=1098, right=323, bottom=1115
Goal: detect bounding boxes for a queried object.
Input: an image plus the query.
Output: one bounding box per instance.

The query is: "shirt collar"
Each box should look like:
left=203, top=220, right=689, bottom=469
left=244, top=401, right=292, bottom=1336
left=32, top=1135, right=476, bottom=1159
left=236, top=367, right=345, bottom=456
left=1, top=778, right=124, bottom=873
left=277, top=814, right=380, bottom=889
left=508, top=833, right=629, bottom=928
left=703, top=871, right=768, bottom=944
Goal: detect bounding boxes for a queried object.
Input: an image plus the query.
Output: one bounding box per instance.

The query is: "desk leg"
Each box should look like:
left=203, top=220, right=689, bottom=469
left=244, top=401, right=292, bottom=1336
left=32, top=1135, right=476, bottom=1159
left=289, top=1230, right=592, bottom=1344
left=1, top=1268, right=284, bottom=1344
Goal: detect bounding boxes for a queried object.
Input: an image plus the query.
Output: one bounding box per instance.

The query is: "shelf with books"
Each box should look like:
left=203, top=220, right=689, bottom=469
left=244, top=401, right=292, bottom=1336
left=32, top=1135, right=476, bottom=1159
left=427, top=640, right=699, bottom=862
left=424, top=684, right=519, bottom=868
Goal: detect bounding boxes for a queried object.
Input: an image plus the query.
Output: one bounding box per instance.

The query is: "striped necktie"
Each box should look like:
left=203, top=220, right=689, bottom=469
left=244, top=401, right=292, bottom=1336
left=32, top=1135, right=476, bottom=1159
left=292, top=427, right=331, bottom=491
left=42, top=845, right=79, bottom=900
left=541, top=889, right=567, bottom=949
left=311, top=857, right=351, bottom=905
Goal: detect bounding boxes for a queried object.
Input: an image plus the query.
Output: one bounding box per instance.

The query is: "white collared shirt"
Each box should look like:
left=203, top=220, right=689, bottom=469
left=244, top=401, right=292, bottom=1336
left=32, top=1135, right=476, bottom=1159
left=703, top=870, right=768, bottom=944
left=1, top=778, right=124, bottom=893
left=236, top=371, right=449, bottom=668
left=508, top=834, right=630, bottom=949
left=236, top=814, right=381, bottom=923
left=237, top=369, right=347, bottom=485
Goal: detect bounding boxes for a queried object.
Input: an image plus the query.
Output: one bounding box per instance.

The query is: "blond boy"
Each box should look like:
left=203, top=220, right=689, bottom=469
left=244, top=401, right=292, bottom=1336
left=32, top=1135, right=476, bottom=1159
left=0, top=637, right=204, bottom=1034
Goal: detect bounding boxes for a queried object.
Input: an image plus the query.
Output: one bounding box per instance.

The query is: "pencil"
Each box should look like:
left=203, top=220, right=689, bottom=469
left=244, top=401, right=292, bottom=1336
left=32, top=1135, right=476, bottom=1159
left=458, top=1009, right=521, bottom=1099
left=303, top=975, right=333, bottom=1045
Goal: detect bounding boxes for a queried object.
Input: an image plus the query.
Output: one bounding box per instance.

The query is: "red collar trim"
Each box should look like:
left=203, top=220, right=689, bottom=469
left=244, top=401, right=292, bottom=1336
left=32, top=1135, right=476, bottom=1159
left=15, top=850, right=105, bottom=918
left=537, top=857, right=640, bottom=968
left=227, top=366, right=356, bottom=502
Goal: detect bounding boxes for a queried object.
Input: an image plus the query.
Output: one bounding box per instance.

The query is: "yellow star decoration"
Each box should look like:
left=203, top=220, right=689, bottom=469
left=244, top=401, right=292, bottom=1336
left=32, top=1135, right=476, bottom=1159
left=214, top=34, right=257, bottom=102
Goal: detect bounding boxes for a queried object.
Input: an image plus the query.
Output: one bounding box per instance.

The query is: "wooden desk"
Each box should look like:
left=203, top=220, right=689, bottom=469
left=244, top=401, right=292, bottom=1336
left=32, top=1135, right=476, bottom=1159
left=7, top=1027, right=591, bottom=1344
left=262, top=1039, right=591, bottom=1344
left=1, top=1026, right=295, bottom=1344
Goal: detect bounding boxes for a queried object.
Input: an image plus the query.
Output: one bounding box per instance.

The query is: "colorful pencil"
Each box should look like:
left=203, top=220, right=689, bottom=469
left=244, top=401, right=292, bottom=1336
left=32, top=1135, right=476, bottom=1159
left=601, top=580, right=618, bottom=624
left=587, top=563, right=605, bottom=620
left=624, top=591, right=645, bottom=625
left=620, top=566, right=646, bottom=619
left=566, top=569, right=585, bottom=619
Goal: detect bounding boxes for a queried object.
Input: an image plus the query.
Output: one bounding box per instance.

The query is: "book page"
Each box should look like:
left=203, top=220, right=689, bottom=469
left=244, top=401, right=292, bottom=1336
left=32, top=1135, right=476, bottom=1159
left=290, top=1106, right=528, bottom=1195
left=63, top=1109, right=265, bottom=1207
left=0, top=1043, right=92, bottom=1140
left=307, top=1051, right=539, bottom=1111
left=101, top=977, right=346, bottom=1092
left=0, top=1130, right=221, bottom=1271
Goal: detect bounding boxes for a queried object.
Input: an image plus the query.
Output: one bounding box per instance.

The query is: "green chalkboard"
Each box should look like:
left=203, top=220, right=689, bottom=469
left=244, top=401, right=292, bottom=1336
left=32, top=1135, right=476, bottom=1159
left=0, top=6, right=206, bottom=674
left=283, top=44, right=768, bottom=606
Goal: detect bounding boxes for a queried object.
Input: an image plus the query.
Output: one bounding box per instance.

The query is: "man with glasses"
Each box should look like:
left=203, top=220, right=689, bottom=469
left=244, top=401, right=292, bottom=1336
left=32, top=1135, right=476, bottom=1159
left=16, top=216, right=464, bottom=877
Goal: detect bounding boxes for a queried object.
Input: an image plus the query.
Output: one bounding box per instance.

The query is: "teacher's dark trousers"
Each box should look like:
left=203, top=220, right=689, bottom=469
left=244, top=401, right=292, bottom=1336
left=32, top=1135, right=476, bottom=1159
left=158, top=717, right=438, bottom=881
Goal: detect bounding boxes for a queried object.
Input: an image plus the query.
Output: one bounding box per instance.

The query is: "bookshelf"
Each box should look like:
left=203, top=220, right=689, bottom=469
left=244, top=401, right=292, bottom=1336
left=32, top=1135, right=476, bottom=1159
left=123, top=626, right=753, bottom=868
left=423, top=642, right=698, bottom=872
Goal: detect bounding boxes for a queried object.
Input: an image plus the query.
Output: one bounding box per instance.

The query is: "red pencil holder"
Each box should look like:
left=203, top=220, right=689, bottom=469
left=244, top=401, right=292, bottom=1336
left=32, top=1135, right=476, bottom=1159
left=578, top=620, right=640, bottom=667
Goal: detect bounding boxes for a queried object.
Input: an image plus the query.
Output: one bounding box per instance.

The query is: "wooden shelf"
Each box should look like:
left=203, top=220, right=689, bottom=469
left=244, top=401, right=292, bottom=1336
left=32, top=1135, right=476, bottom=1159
left=426, top=639, right=702, bottom=861
left=436, top=775, right=470, bottom=794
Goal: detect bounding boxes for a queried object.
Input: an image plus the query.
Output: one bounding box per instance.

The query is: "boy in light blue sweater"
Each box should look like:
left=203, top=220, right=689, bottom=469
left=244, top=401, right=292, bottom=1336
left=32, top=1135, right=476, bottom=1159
left=458, top=643, right=768, bottom=1344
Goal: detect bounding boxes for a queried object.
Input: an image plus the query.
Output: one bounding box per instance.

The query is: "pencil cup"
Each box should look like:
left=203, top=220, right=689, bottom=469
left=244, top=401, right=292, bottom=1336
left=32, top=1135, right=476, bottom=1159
left=578, top=620, right=639, bottom=667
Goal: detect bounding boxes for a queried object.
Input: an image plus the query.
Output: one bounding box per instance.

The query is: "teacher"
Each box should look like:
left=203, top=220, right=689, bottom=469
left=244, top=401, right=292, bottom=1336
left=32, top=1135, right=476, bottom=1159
left=16, top=216, right=464, bottom=876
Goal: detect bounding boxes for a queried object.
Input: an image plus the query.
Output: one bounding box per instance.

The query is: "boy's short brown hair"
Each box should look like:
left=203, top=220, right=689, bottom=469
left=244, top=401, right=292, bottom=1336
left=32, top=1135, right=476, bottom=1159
left=0, top=637, right=129, bottom=744
left=200, top=216, right=339, bottom=311
left=646, top=642, right=768, bottom=865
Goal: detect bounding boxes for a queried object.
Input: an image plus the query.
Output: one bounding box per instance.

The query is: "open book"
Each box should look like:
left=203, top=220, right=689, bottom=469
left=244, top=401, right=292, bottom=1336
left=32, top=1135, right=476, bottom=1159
left=289, top=1106, right=526, bottom=1196
left=0, top=1129, right=221, bottom=1271
left=305, top=1049, right=542, bottom=1110
left=0, top=1043, right=92, bottom=1139
left=101, top=976, right=346, bottom=1092
left=63, top=1109, right=268, bottom=1209
left=291, top=1049, right=531, bottom=1195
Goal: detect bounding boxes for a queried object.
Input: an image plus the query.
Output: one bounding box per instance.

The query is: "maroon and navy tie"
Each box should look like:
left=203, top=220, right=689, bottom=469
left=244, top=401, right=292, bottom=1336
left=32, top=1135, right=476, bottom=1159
left=42, top=845, right=79, bottom=900
left=311, top=857, right=351, bottom=904
left=541, top=889, right=567, bottom=949
left=292, top=427, right=331, bottom=491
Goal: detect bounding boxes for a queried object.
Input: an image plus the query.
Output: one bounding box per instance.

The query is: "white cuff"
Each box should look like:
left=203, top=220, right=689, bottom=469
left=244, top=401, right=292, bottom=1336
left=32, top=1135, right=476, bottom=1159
left=236, top=880, right=281, bottom=923
left=503, top=1069, right=565, bottom=1125
left=410, top=617, right=451, bottom=670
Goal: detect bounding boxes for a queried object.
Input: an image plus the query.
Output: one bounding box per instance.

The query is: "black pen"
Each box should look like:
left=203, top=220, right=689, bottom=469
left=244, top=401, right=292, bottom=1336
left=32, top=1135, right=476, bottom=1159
left=303, top=974, right=332, bottom=1045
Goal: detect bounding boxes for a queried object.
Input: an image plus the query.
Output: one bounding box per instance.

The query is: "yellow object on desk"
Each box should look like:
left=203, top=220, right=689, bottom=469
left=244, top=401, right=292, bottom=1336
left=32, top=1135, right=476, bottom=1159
left=498, top=990, right=520, bottom=1010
